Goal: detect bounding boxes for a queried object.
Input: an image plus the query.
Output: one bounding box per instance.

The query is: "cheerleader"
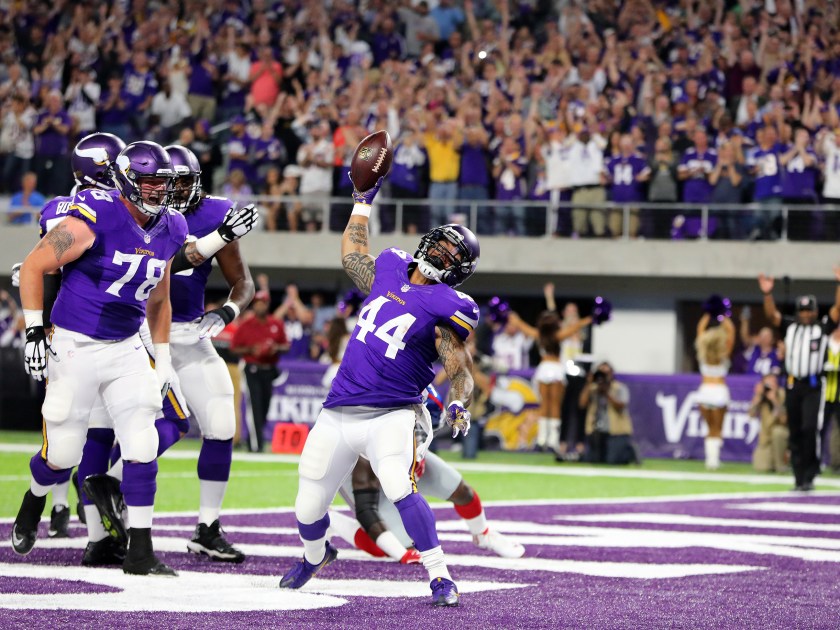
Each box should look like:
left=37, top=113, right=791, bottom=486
left=695, top=296, right=736, bottom=470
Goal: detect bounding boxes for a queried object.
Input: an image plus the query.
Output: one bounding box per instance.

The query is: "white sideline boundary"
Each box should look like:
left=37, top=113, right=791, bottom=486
left=1, top=440, right=839, bottom=487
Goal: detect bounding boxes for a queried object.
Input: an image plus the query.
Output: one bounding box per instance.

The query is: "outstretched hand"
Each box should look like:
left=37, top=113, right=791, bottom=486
left=758, top=274, right=774, bottom=295
left=446, top=400, right=471, bottom=438
left=350, top=174, right=384, bottom=206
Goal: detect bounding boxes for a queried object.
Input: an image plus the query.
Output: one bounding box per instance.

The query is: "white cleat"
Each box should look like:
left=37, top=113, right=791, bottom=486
left=473, top=529, right=525, bottom=559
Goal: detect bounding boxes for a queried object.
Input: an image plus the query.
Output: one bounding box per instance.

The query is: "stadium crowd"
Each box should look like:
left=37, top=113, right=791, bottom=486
left=2, top=0, right=840, bottom=238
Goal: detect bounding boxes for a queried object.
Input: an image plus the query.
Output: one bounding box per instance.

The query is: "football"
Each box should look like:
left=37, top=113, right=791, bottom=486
left=350, top=130, right=393, bottom=192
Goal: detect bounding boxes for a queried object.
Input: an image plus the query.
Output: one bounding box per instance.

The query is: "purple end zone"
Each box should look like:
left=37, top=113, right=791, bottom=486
left=1, top=495, right=840, bottom=629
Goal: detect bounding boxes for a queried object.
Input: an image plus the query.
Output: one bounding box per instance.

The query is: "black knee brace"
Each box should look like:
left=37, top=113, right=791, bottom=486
left=353, top=488, right=382, bottom=532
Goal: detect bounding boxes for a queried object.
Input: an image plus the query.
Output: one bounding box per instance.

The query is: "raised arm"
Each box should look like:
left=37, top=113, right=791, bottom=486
left=342, top=180, right=382, bottom=295
left=831, top=265, right=840, bottom=324
left=506, top=311, right=539, bottom=339
left=696, top=312, right=711, bottom=338
left=543, top=282, right=557, bottom=313
left=556, top=316, right=593, bottom=341
left=721, top=316, right=736, bottom=355
left=758, top=273, right=782, bottom=327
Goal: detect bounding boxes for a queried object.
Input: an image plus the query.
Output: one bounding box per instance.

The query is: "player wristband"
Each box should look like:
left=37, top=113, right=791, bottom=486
left=223, top=301, right=241, bottom=320
left=351, top=203, right=372, bottom=218
left=23, top=309, right=43, bottom=329
left=195, top=230, right=228, bottom=259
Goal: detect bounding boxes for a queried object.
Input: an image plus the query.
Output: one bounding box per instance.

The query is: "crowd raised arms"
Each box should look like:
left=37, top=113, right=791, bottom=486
left=2, top=2, right=840, bottom=239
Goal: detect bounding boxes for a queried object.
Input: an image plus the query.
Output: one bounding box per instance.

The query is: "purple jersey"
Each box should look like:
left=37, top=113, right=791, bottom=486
left=38, top=195, right=74, bottom=238
left=171, top=195, right=234, bottom=323
left=748, top=145, right=783, bottom=200
left=607, top=154, right=650, bottom=202
left=122, top=64, right=158, bottom=109
left=325, top=248, right=479, bottom=408
left=744, top=346, right=782, bottom=377
left=781, top=146, right=819, bottom=200
left=51, top=189, right=188, bottom=340
left=678, top=148, right=717, bottom=203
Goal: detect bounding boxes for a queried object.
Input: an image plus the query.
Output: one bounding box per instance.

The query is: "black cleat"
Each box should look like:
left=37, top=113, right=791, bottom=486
left=72, top=471, right=86, bottom=524
left=123, top=527, right=177, bottom=576
left=82, top=474, right=127, bottom=545
left=48, top=504, right=70, bottom=538
left=11, top=490, right=46, bottom=555
left=187, top=520, right=245, bottom=563
left=82, top=537, right=127, bottom=566
left=123, top=554, right=178, bottom=576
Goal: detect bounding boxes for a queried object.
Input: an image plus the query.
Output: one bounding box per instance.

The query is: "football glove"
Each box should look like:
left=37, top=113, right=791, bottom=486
left=11, top=262, right=22, bottom=288
left=24, top=326, right=53, bottom=381
left=217, top=204, right=260, bottom=243
left=446, top=400, right=471, bottom=438
left=197, top=303, right=237, bottom=339
left=350, top=173, right=384, bottom=205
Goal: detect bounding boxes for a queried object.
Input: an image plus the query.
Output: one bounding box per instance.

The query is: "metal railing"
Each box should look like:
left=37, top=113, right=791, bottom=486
left=0, top=195, right=836, bottom=242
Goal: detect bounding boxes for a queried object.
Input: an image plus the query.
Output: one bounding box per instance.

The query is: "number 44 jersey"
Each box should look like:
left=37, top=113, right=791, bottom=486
left=51, top=189, right=188, bottom=340
left=325, top=248, right=480, bottom=409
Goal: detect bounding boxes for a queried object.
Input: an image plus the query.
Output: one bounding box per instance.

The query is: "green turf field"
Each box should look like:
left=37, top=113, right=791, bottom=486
left=0, top=430, right=827, bottom=518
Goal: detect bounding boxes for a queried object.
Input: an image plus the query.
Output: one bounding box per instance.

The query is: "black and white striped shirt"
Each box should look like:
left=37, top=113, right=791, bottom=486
left=783, top=315, right=834, bottom=378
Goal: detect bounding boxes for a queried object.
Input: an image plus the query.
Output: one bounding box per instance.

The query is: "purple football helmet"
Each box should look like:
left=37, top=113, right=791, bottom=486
left=414, top=224, right=480, bottom=287
left=113, top=141, right=176, bottom=216
left=72, top=132, right=126, bottom=190
left=164, top=145, right=202, bottom=212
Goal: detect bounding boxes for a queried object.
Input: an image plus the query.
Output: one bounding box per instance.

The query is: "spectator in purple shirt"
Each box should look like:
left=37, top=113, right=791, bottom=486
left=384, top=128, right=428, bottom=234
left=227, top=115, right=255, bottom=185
left=738, top=306, right=782, bottom=379
left=677, top=129, right=717, bottom=204
left=747, top=125, right=784, bottom=240
left=122, top=51, right=158, bottom=140
left=458, top=124, right=492, bottom=235
left=98, top=74, right=132, bottom=142
left=31, top=91, right=72, bottom=196
left=254, top=121, right=286, bottom=184
left=605, top=134, right=650, bottom=238
left=370, top=16, right=405, bottom=67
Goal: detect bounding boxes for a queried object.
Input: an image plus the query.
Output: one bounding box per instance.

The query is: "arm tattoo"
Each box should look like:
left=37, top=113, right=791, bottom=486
left=184, top=241, right=207, bottom=266
left=436, top=325, right=475, bottom=406
left=342, top=252, right=376, bottom=294
left=346, top=222, right=368, bottom=248
left=39, top=224, right=74, bottom=262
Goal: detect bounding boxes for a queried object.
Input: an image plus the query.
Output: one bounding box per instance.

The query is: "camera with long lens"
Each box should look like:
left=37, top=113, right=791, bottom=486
left=593, top=370, right=609, bottom=384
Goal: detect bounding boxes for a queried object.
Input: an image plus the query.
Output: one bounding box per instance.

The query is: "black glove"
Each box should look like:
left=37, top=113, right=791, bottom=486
left=24, top=326, right=51, bottom=381
left=217, top=204, right=260, bottom=243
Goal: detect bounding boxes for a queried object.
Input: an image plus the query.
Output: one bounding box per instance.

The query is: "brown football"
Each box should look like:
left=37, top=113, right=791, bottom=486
left=350, top=130, right=393, bottom=192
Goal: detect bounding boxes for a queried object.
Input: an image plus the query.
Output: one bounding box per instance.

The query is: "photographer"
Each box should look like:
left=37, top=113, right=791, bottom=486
left=750, top=374, right=788, bottom=473
left=579, top=362, right=637, bottom=464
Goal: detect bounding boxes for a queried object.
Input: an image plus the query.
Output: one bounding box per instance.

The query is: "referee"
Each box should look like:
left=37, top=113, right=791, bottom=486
left=759, top=272, right=840, bottom=491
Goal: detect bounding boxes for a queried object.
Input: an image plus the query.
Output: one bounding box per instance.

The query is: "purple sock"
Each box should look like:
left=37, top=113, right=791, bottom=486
left=29, top=453, right=72, bottom=488
left=121, top=461, right=157, bottom=507
left=198, top=439, right=233, bottom=482
left=109, top=444, right=121, bottom=468
left=77, top=428, right=115, bottom=505
left=155, top=417, right=183, bottom=457
left=298, top=514, right=330, bottom=541
left=395, top=492, right=440, bottom=552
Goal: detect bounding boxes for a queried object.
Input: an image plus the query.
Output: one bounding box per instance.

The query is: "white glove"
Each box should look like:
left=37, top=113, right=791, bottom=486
left=446, top=400, right=471, bottom=438
left=11, top=262, right=22, bottom=288
left=197, top=302, right=239, bottom=339
left=154, top=343, right=172, bottom=398
left=218, top=204, right=260, bottom=243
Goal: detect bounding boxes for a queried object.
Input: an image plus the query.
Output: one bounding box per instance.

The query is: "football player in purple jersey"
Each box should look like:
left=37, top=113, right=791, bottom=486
left=328, top=386, right=525, bottom=563
left=82, top=145, right=257, bottom=564
left=279, top=176, right=480, bottom=607
left=10, top=132, right=126, bottom=547
left=12, top=141, right=188, bottom=576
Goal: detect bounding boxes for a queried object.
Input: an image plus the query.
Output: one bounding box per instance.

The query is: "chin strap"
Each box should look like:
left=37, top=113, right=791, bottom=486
left=414, top=258, right=444, bottom=283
